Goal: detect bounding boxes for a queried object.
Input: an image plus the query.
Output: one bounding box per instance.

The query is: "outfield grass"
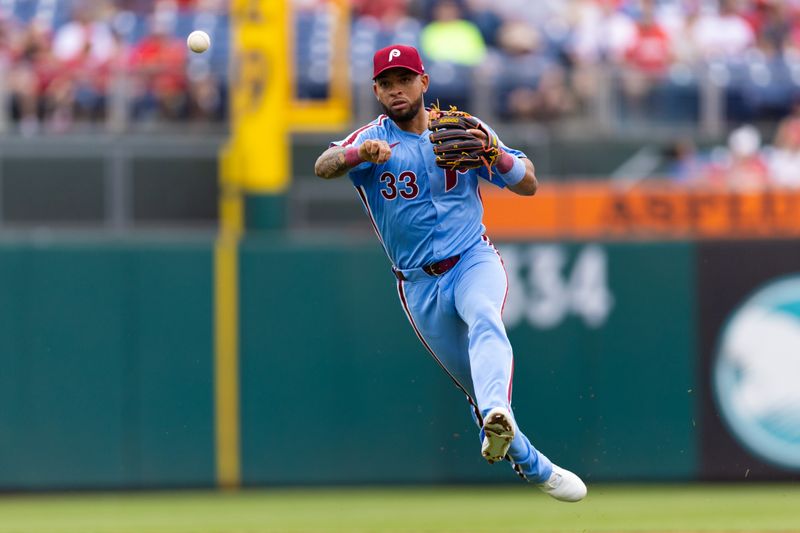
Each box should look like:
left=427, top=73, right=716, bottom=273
left=0, top=484, right=797, bottom=533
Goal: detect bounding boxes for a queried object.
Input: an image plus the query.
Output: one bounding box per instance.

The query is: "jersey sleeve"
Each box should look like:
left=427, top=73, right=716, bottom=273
left=474, top=121, right=528, bottom=188
left=330, top=124, right=382, bottom=185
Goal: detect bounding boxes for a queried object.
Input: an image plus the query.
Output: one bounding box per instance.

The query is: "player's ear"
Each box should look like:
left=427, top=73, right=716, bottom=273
left=373, top=82, right=379, bottom=100
left=420, top=73, right=430, bottom=93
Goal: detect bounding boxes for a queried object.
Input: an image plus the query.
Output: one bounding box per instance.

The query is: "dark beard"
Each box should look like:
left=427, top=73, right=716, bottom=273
left=380, top=96, right=423, bottom=123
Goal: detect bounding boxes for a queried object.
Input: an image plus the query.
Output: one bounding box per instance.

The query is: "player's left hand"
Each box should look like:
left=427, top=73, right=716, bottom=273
left=467, top=128, right=487, bottom=142
left=428, top=106, right=500, bottom=171
left=467, top=127, right=500, bottom=152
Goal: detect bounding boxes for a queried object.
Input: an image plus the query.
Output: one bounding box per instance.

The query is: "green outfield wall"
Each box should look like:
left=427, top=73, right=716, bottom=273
left=0, top=236, right=797, bottom=489
left=0, top=239, right=215, bottom=489
left=237, top=240, right=697, bottom=485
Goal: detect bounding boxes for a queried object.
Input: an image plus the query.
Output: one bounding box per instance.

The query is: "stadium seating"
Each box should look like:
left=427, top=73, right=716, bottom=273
left=5, top=0, right=800, bottom=128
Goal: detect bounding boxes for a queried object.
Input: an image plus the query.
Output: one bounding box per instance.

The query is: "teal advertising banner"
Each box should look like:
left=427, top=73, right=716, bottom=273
left=697, top=240, right=800, bottom=481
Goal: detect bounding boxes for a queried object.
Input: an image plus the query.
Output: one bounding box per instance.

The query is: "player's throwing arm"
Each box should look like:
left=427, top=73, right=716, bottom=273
left=314, top=140, right=393, bottom=180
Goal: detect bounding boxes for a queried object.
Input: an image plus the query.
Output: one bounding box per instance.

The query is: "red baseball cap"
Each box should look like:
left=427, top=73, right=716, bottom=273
left=373, top=44, right=425, bottom=79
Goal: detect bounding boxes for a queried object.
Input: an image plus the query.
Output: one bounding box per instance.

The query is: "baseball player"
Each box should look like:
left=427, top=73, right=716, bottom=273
left=314, top=44, right=586, bottom=502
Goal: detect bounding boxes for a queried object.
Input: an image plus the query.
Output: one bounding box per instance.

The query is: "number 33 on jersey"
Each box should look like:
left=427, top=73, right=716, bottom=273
left=331, top=113, right=528, bottom=271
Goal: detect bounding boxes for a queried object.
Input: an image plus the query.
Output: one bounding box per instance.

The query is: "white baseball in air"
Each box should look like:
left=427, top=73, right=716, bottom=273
left=187, top=30, right=211, bottom=53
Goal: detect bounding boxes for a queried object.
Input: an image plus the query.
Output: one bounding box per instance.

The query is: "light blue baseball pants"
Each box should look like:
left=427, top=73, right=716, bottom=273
left=394, top=236, right=553, bottom=482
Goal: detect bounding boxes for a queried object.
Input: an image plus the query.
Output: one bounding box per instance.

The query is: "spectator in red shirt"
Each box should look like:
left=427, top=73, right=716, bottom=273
left=625, top=3, right=672, bottom=75
left=8, top=23, right=57, bottom=134
left=18, top=2, right=123, bottom=131
left=350, top=0, right=410, bottom=30
left=620, top=0, right=673, bottom=116
left=351, top=0, right=407, bottom=18
left=128, top=13, right=187, bottom=120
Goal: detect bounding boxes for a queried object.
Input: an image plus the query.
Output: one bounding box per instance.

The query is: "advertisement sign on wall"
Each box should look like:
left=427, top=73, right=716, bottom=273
left=698, top=240, right=800, bottom=480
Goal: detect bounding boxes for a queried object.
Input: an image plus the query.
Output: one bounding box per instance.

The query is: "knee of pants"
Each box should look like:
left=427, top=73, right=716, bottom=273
left=463, top=300, right=504, bottom=331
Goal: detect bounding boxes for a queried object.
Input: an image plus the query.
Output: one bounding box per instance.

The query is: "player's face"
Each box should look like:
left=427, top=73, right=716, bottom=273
left=373, top=69, right=429, bottom=122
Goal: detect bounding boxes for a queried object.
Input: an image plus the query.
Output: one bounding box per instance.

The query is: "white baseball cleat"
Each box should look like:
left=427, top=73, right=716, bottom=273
left=537, top=464, right=587, bottom=502
left=481, top=407, right=515, bottom=464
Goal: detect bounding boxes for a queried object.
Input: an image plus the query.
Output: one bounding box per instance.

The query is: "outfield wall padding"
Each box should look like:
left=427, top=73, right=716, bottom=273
left=238, top=240, right=697, bottom=485
left=1, top=236, right=797, bottom=489
left=0, top=240, right=215, bottom=489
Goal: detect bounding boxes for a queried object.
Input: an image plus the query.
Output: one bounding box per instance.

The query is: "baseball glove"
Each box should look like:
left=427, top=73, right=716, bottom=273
left=428, top=105, right=500, bottom=172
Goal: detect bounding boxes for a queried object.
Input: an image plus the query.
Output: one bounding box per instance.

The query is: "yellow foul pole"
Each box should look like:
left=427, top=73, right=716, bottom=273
left=214, top=0, right=350, bottom=489
left=215, top=0, right=291, bottom=489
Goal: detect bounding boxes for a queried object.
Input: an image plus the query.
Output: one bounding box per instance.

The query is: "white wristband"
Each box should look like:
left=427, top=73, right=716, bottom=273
left=498, top=154, right=525, bottom=186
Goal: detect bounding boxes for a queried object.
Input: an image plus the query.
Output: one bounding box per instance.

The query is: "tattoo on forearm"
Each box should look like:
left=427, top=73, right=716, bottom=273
left=315, top=147, right=350, bottom=179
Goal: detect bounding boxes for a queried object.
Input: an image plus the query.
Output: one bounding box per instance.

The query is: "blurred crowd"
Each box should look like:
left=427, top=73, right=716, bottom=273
left=325, top=0, right=800, bottom=123
left=337, top=0, right=800, bottom=188
left=0, top=0, right=226, bottom=134
left=662, top=108, right=800, bottom=188
left=4, top=0, right=800, bottom=157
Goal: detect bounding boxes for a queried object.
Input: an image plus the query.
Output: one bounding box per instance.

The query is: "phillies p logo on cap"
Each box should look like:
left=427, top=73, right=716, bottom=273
left=373, top=44, right=425, bottom=79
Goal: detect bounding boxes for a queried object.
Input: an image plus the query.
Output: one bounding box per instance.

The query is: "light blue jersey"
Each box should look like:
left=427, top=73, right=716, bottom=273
left=332, top=114, right=527, bottom=270
left=332, top=114, right=553, bottom=483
